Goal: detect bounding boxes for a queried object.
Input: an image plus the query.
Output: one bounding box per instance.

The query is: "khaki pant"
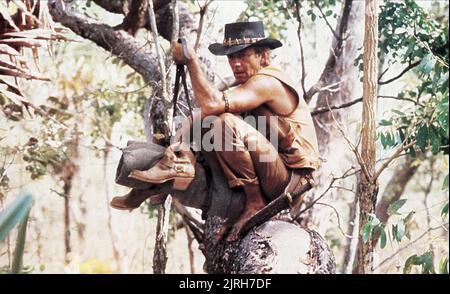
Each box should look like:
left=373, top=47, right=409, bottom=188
left=196, top=113, right=290, bottom=202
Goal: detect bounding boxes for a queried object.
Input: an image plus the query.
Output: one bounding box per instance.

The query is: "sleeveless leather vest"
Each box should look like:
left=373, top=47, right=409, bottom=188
left=252, top=66, right=320, bottom=170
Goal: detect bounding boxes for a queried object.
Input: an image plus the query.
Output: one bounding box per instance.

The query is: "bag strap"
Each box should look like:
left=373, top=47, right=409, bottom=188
left=172, top=38, right=193, bottom=120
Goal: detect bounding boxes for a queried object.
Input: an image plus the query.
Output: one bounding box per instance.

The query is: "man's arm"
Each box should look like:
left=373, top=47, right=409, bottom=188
left=172, top=42, right=279, bottom=115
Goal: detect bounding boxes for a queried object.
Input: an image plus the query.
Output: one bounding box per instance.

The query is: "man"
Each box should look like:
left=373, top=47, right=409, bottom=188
left=111, top=21, right=320, bottom=242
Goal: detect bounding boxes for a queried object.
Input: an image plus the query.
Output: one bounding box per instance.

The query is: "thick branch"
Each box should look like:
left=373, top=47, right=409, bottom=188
left=304, top=0, right=353, bottom=103
left=48, top=0, right=160, bottom=83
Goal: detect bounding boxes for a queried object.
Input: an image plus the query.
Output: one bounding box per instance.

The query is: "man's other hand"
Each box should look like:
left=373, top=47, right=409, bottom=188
left=171, top=41, right=193, bottom=65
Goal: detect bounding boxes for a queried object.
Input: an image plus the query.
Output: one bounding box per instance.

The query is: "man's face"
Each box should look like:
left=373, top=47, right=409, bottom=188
left=227, top=48, right=264, bottom=84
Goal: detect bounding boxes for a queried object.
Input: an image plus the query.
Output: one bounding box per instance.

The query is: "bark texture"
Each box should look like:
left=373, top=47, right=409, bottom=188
left=356, top=0, right=379, bottom=274
left=204, top=217, right=335, bottom=274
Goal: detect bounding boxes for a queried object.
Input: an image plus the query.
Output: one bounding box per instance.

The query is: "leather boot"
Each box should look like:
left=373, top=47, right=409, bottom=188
left=110, top=182, right=172, bottom=210
left=129, top=142, right=196, bottom=191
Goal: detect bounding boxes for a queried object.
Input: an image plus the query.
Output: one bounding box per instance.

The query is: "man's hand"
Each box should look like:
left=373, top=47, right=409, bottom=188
left=171, top=41, right=194, bottom=65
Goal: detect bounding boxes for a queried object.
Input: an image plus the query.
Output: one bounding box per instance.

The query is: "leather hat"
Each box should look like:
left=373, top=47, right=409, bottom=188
left=208, top=21, right=282, bottom=56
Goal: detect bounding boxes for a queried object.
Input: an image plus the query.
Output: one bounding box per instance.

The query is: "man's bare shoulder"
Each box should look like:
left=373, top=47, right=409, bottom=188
left=245, top=74, right=285, bottom=94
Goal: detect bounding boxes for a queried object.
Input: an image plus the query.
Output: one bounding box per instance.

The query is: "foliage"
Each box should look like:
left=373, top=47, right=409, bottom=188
left=360, top=213, right=387, bottom=249
left=375, top=2, right=449, bottom=241
left=0, top=193, right=33, bottom=242
left=243, top=0, right=340, bottom=42
left=0, top=193, right=33, bottom=273
left=360, top=199, right=416, bottom=250
left=404, top=251, right=435, bottom=274
left=0, top=0, right=66, bottom=118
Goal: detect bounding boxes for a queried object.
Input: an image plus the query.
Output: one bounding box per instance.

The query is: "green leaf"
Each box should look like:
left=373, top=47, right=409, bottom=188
left=368, top=213, right=380, bottom=226
left=443, top=174, right=449, bottom=191
left=0, top=193, right=33, bottom=242
left=325, top=10, right=333, bottom=16
left=360, top=222, right=373, bottom=243
left=437, top=71, right=449, bottom=87
left=380, top=228, right=387, bottom=249
left=408, top=146, right=417, bottom=158
left=416, top=124, right=429, bottom=152
left=404, top=211, right=415, bottom=224
left=419, top=53, right=437, bottom=75
left=438, top=112, right=449, bottom=137
left=380, top=132, right=386, bottom=148
left=379, top=119, right=393, bottom=126
left=11, top=212, right=29, bottom=274
left=429, top=126, right=441, bottom=155
left=439, top=257, right=449, bottom=274
left=422, top=251, right=435, bottom=274
left=388, top=199, right=407, bottom=215
left=404, top=254, right=421, bottom=274
left=441, top=203, right=449, bottom=219
left=397, top=220, right=405, bottom=241
left=392, top=109, right=405, bottom=116
left=386, top=131, right=394, bottom=147
left=392, top=224, right=398, bottom=241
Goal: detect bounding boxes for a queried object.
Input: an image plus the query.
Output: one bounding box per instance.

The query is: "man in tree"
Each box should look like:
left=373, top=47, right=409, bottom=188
left=111, top=21, right=320, bottom=242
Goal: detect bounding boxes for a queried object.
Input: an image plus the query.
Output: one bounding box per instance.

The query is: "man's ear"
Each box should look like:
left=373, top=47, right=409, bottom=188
left=261, top=51, right=270, bottom=67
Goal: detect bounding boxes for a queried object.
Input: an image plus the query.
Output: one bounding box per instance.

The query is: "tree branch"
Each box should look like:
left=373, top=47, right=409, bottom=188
left=194, top=0, right=212, bottom=51
left=315, top=202, right=351, bottom=238
left=324, top=94, right=372, bottom=180
left=312, top=97, right=362, bottom=115
left=378, top=60, right=421, bottom=85
left=148, top=0, right=167, bottom=97
left=372, top=140, right=417, bottom=182
left=294, top=1, right=307, bottom=96
left=373, top=222, right=449, bottom=271
left=48, top=0, right=160, bottom=83
left=312, top=95, right=420, bottom=116
left=313, top=0, right=341, bottom=40
left=292, top=167, right=359, bottom=221
left=304, top=0, right=353, bottom=103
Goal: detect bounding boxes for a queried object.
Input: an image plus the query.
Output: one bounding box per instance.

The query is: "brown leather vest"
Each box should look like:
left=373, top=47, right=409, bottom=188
left=252, top=66, right=320, bottom=170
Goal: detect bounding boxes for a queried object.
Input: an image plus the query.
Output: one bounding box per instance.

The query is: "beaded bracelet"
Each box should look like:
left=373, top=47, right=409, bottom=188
left=222, top=90, right=230, bottom=112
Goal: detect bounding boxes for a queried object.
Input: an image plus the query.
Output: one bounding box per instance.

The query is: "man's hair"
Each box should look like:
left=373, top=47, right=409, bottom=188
left=251, top=46, right=271, bottom=66
left=252, top=46, right=270, bottom=54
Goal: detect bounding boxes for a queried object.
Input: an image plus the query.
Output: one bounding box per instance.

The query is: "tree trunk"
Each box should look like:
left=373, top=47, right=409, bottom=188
left=203, top=217, right=335, bottom=273
left=342, top=195, right=359, bottom=273
left=153, top=195, right=172, bottom=274
left=356, top=0, right=378, bottom=274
